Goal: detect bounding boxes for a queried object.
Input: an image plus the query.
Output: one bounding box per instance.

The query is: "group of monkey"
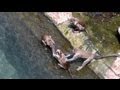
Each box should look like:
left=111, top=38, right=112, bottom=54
left=41, top=18, right=120, bottom=71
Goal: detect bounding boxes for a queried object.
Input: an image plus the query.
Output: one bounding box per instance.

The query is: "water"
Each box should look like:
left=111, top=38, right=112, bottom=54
left=0, top=12, right=98, bottom=79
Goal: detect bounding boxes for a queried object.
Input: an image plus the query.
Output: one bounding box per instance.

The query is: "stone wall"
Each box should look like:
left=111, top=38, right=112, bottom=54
left=45, top=12, right=120, bottom=79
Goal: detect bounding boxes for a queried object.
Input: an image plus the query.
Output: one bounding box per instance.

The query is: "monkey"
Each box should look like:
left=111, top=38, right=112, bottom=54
left=65, top=48, right=120, bottom=71
left=41, top=34, right=55, bottom=48
left=65, top=48, right=97, bottom=71
left=52, top=47, right=73, bottom=78
left=51, top=45, right=72, bottom=78
left=41, top=34, right=70, bottom=70
left=52, top=48, right=70, bottom=70
left=68, top=18, right=85, bottom=33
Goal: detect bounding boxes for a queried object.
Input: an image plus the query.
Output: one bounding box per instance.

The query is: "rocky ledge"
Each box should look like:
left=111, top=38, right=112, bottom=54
left=45, top=12, right=120, bottom=79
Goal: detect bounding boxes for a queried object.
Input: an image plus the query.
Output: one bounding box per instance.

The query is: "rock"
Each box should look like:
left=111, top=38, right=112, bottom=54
left=45, top=12, right=73, bottom=25
left=45, top=12, right=120, bottom=79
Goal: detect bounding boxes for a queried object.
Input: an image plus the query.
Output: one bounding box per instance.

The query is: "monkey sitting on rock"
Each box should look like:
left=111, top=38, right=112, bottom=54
left=68, top=18, right=86, bottom=33
left=41, top=34, right=70, bottom=70
left=41, top=34, right=55, bottom=48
